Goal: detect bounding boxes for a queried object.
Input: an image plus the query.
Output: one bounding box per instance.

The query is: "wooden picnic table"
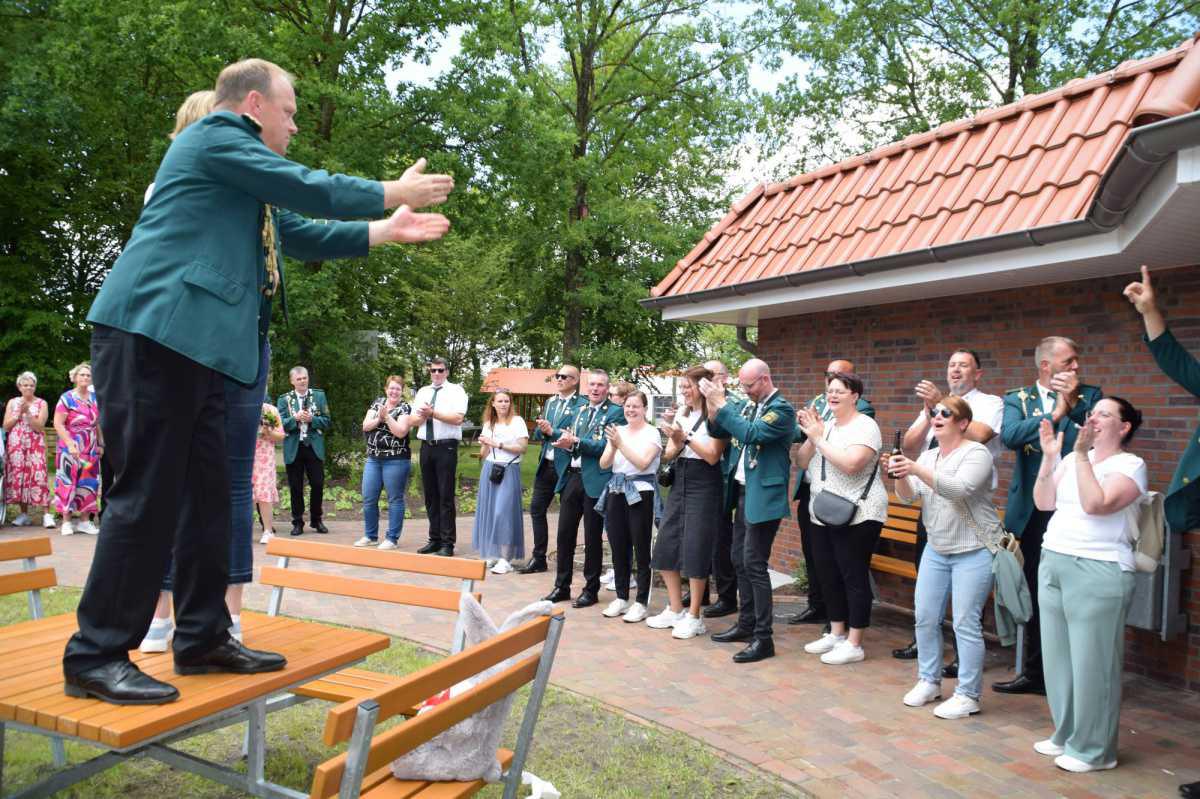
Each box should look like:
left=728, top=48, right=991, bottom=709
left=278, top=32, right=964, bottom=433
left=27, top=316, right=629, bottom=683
left=0, top=610, right=389, bottom=798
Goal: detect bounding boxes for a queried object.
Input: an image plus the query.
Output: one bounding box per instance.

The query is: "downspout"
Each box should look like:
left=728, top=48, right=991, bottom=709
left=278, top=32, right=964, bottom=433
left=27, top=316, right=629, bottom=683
left=736, top=325, right=757, bottom=355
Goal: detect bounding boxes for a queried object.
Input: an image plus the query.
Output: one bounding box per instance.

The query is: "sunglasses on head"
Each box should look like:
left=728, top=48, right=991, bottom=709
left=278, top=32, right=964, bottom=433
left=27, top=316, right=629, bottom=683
left=429, top=367, right=446, bottom=373
left=928, top=407, right=954, bottom=419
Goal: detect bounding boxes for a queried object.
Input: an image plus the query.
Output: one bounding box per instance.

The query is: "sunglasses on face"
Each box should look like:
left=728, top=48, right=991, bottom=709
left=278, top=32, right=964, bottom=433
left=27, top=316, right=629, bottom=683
left=929, top=407, right=954, bottom=419
left=429, top=367, right=446, bottom=374
left=554, top=373, right=574, bottom=380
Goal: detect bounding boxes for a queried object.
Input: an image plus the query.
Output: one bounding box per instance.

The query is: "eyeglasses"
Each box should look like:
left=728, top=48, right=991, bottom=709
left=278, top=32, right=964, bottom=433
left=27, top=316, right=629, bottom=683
left=740, top=374, right=765, bottom=391
left=429, top=367, right=446, bottom=374
left=554, top=373, right=574, bottom=380
left=1086, top=409, right=1115, bottom=420
left=928, top=407, right=954, bottom=419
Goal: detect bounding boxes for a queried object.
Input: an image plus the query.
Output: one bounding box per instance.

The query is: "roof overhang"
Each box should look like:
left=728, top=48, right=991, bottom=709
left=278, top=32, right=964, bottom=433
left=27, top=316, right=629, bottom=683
left=643, top=112, right=1200, bottom=325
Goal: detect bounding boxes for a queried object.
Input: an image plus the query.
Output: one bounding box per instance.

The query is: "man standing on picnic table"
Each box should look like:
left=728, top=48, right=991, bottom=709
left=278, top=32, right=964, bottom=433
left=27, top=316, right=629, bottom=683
left=63, top=57, right=453, bottom=705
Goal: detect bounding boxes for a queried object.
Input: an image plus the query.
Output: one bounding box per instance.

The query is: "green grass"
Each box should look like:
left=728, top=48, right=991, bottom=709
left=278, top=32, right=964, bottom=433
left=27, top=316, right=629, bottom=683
left=2, top=589, right=797, bottom=799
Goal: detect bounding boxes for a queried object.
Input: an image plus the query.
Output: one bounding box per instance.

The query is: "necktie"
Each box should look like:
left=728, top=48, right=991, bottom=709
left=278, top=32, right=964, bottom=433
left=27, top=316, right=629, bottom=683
left=262, top=205, right=279, bottom=297
left=425, top=386, right=442, bottom=441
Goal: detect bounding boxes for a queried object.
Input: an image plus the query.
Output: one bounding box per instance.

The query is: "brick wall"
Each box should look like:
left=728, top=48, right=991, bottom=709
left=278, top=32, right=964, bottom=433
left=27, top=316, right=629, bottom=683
left=756, top=264, right=1200, bottom=691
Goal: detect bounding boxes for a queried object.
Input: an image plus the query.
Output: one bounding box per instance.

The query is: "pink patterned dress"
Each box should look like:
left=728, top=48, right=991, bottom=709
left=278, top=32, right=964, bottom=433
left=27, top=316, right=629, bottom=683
left=53, top=390, right=100, bottom=515
left=4, top=397, right=50, bottom=506
left=252, top=404, right=280, bottom=503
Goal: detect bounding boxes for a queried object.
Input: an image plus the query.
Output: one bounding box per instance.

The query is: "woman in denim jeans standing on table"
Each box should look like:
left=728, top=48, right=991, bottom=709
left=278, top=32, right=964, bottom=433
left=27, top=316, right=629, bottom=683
left=887, top=394, right=1000, bottom=720
left=355, top=375, right=413, bottom=549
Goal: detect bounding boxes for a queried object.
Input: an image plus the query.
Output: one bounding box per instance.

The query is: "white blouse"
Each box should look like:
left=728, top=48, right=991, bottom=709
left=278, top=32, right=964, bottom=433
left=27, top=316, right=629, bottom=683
left=482, top=417, right=527, bottom=464
left=612, top=424, right=663, bottom=492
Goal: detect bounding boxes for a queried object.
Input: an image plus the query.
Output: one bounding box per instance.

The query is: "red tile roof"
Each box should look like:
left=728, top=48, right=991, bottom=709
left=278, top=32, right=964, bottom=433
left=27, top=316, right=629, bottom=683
left=651, top=35, right=1200, bottom=300
left=480, top=368, right=558, bottom=396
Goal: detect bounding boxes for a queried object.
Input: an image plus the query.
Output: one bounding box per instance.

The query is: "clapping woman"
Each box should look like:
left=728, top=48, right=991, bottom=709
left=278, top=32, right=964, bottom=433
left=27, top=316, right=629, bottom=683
left=471, top=389, right=527, bottom=574
left=356, top=376, right=414, bottom=550
left=53, top=363, right=102, bottom=536
left=4, top=372, right=52, bottom=528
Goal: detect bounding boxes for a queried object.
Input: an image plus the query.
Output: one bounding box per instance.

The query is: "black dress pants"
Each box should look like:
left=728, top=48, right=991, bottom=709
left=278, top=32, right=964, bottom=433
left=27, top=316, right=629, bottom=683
left=527, top=457, right=558, bottom=564
left=712, top=505, right=737, bottom=606
left=795, top=482, right=827, bottom=615
left=553, top=471, right=603, bottom=595
left=63, top=326, right=232, bottom=675
left=286, top=441, right=325, bottom=525
left=731, top=484, right=781, bottom=641
left=420, top=440, right=458, bottom=547
left=1018, top=509, right=1053, bottom=679
left=810, top=519, right=884, bottom=629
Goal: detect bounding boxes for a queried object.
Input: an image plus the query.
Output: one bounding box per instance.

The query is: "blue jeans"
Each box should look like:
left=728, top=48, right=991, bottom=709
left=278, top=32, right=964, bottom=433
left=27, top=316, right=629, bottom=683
left=914, top=545, right=993, bottom=699
left=362, top=456, right=411, bottom=542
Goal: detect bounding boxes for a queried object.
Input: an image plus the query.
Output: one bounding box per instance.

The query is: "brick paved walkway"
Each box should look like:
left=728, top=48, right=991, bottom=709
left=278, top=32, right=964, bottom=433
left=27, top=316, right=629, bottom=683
left=9, top=516, right=1199, bottom=798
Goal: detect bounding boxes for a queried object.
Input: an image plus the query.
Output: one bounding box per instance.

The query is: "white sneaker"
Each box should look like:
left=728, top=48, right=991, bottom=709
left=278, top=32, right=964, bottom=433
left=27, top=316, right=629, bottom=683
left=933, top=693, right=980, bottom=719
left=76, top=520, right=99, bottom=535
left=820, top=640, right=866, bottom=665
left=378, top=540, right=398, bottom=551
left=622, top=602, right=648, bottom=623
left=803, top=632, right=845, bottom=654
left=602, top=598, right=631, bottom=618
left=671, top=614, right=707, bottom=639
left=1033, top=739, right=1065, bottom=757
left=60, top=521, right=75, bottom=536
left=259, top=530, right=274, bottom=545
left=903, top=680, right=942, bottom=707
left=645, top=608, right=687, bottom=629
left=138, top=620, right=174, bottom=653
left=43, top=513, right=56, bottom=528
left=11, top=513, right=31, bottom=526
left=491, top=559, right=513, bottom=574
left=353, top=536, right=375, bottom=547
left=600, top=568, right=615, bottom=590
left=1054, top=754, right=1116, bottom=773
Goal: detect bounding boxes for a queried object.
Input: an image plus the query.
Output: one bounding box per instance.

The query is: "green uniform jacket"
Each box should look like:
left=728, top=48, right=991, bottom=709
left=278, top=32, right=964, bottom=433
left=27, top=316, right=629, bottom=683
left=554, top=400, right=626, bottom=498
left=87, top=111, right=384, bottom=384
left=1001, top=382, right=1102, bottom=537
left=278, top=389, right=331, bottom=463
left=791, top=395, right=875, bottom=500
left=531, top=394, right=589, bottom=486
left=711, top=391, right=796, bottom=525
left=1146, top=330, right=1200, bottom=533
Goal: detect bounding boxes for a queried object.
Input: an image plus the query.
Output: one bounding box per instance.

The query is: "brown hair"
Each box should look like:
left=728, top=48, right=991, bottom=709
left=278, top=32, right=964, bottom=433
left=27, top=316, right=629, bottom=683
left=214, top=58, right=293, bottom=108
left=622, top=390, right=649, bottom=409
left=483, top=389, right=515, bottom=429
left=682, top=365, right=713, bottom=418
left=827, top=371, right=863, bottom=398
left=170, top=90, right=215, bottom=139
left=938, top=395, right=973, bottom=423
left=609, top=380, right=634, bottom=400
left=384, top=374, right=405, bottom=390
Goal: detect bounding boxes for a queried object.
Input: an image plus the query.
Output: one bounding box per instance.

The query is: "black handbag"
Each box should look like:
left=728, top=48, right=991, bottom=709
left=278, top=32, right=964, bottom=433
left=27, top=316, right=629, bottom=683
left=659, top=414, right=705, bottom=487
left=812, top=434, right=878, bottom=526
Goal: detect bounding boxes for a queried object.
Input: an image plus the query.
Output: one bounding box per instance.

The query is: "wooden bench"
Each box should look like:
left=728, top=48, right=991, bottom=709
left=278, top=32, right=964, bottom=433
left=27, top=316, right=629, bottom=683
left=0, top=536, right=66, bottom=767
left=262, top=538, right=488, bottom=707
left=308, top=612, right=565, bottom=799
left=870, top=494, right=1007, bottom=580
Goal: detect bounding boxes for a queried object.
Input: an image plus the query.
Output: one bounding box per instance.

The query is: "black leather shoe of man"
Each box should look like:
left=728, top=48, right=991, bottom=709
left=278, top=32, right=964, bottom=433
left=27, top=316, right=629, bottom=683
left=1178, top=780, right=1200, bottom=798
left=732, top=638, right=775, bottom=663
left=289, top=524, right=304, bottom=537
left=436, top=546, right=454, bottom=557
left=543, top=587, right=571, bottom=603
left=313, top=521, right=330, bottom=534
left=942, top=658, right=959, bottom=679
left=416, top=541, right=440, bottom=554
left=710, top=624, right=754, bottom=643
left=571, top=592, right=598, bottom=609
left=64, top=660, right=180, bottom=705
left=786, top=606, right=828, bottom=625
left=892, top=640, right=919, bottom=659
left=518, top=559, right=548, bottom=574
left=702, top=600, right=737, bottom=618
left=992, top=674, right=1045, bottom=695
left=175, top=639, right=287, bottom=676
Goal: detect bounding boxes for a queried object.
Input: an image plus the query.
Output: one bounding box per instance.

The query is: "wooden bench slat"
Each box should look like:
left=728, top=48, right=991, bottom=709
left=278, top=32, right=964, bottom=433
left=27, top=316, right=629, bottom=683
left=352, top=749, right=514, bottom=799
left=323, top=616, right=553, bottom=745
left=879, top=529, right=918, bottom=545
left=265, top=539, right=487, bottom=580
left=870, top=554, right=917, bottom=580
left=261, top=567, right=477, bottom=613
left=0, top=567, right=57, bottom=598
left=0, top=536, right=53, bottom=561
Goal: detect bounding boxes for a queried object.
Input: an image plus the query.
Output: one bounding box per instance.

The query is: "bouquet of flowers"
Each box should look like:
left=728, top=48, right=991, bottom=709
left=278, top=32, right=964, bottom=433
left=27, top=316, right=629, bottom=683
left=261, top=407, right=281, bottom=430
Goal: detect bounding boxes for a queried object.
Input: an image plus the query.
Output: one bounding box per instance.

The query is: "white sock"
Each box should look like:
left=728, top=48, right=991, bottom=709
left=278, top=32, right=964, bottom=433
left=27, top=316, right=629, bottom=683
left=230, top=614, right=241, bottom=627
left=149, top=617, right=172, bottom=630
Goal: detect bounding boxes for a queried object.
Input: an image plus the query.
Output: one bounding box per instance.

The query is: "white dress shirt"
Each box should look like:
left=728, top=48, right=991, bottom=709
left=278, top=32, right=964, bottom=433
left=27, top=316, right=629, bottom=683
left=413, top=382, right=469, bottom=441
left=542, top=393, right=577, bottom=461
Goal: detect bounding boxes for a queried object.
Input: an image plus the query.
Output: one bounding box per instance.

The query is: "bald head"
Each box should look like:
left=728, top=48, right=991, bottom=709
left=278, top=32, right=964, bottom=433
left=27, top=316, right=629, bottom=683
left=704, top=359, right=729, bottom=384
left=738, top=358, right=774, bottom=401
left=826, top=359, right=854, bottom=376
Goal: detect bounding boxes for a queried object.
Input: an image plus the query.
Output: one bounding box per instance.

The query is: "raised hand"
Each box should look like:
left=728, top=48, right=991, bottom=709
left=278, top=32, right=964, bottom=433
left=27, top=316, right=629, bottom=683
left=397, top=158, right=454, bottom=208
left=535, top=418, right=552, bottom=435
left=1073, top=421, right=1096, bottom=454
left=381, top=205, right=451, bottom=244
left=1122, top=264, right=1157, bottom=315
left=1038, top=418, right=1063, bottom=458
left=604, top=423, right=621, bottom=444
left=914, top=379, right=943, bottom=410
left=797, top=407, right=824, bottom=440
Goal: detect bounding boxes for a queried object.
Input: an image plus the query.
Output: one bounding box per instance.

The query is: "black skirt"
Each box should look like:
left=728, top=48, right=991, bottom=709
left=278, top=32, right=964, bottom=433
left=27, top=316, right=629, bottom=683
left=651, top=457, right=723, bottom=577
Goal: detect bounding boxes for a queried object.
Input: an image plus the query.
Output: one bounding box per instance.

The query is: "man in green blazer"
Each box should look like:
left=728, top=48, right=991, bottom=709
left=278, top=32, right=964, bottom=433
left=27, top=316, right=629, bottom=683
left=63, top=58, right=453, bottom=706
left=1125, top=266, right=1200, bottom=799
left=994, top=335, right=1102, bottom=695
left=702, top=358, right=795, bottom=663
left=543, top=369, right=626, bottom=607
left=278, top=366, right=331, bottom=536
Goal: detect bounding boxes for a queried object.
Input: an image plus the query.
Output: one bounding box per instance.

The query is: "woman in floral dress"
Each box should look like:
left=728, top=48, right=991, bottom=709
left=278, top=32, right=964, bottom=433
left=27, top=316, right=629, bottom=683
left=253, top=402, right=284, bottom=543
left=53, top=363, right=102, bottom=535
left=4, top=371, right=52, bottom=527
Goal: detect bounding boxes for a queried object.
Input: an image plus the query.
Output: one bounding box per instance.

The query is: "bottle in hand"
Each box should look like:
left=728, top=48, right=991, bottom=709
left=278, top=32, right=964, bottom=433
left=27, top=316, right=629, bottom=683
left=887, top=429, right=903, bottom=478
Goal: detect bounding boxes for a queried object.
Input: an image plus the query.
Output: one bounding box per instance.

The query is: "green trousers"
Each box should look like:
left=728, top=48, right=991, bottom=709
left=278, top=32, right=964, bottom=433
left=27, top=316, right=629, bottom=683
left=1038, top=549, right=1135, bottom=766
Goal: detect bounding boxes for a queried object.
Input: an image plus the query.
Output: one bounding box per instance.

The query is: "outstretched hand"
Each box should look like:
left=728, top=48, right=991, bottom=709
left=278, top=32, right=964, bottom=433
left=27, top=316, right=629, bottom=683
left=398, top=158, right=454, bottom=208
left=379, top=205, right=451, bottom=244
left=1122, top=265, right=1157, bottom=316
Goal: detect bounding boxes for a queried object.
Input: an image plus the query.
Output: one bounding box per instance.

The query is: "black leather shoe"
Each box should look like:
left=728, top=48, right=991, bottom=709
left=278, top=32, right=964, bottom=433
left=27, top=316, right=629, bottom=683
left=289, top=524, right=304, bottom=537
left=571, top=592, right=598, bottom=609
left=313, top=521, right=330, bottom=534
left=518, top=559, right=548, bottom=574
left=175, top=639, right=287, bottom=676
left=543, top=588, right=571, bottom=603
left=992, top=674, right=1045, bottom=695
left=710, top=624, right=754, bottom=643
left=64, top=660, right=179, bottom=705
left=942, top=658, right=959, bottom=679
left=1179, top=780, right=1200, bottom=798
left=786, top=606, right=828, bottom=625
left=702, top=600, right=737, bottom=618
left=892, top=640, right=919, bottom=659
left=436, top=546, right=454, bottom=557
left=732, top=638, right=775, bottom=663
left=416, top=541, right=440, bottom=554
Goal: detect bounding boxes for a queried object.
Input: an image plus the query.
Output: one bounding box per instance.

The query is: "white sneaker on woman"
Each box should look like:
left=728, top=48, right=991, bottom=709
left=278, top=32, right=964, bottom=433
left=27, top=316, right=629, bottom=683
left=622, top=602, right=648, bottom=623
left=600, top=568, right=615, bottom=590
left=353, top=536, right=374, bottom=547
left=820, top=640, right=865, bottom=665
left=260, top=530, right=274, bottom=545
left=602, top=598, right=631, bottom=618
left=491, top=559, right=513, bottom=574
left=645, top=608, right=686, bottom=629
left=803, top=632, right=845, bottom=654
left=43, top=513, right=56, bottom=528
left=1033, top=739, right=1065, bottom=757
left=903, top=680, right=942, bottom=707
left=378, top=540, right=398, bottom=551
left=76, top=519, right=99, bottom=535
left=1054, top=754, right=1116, bottom=773
left=671, top=614, right=707, bottom=639
left=933, top=693, right=979, bottom=719
left=60, top=521, right=75, bottom=536
left=138, top=620, right=174, bottom=653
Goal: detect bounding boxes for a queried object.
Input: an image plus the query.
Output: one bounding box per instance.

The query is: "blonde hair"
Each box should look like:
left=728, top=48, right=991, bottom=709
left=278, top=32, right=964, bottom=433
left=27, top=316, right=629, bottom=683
left=214, top=59, right=294, bottom=108
left=68, top=362, right=91, bottom=382
left=169, top=90, right=215, bottom=140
